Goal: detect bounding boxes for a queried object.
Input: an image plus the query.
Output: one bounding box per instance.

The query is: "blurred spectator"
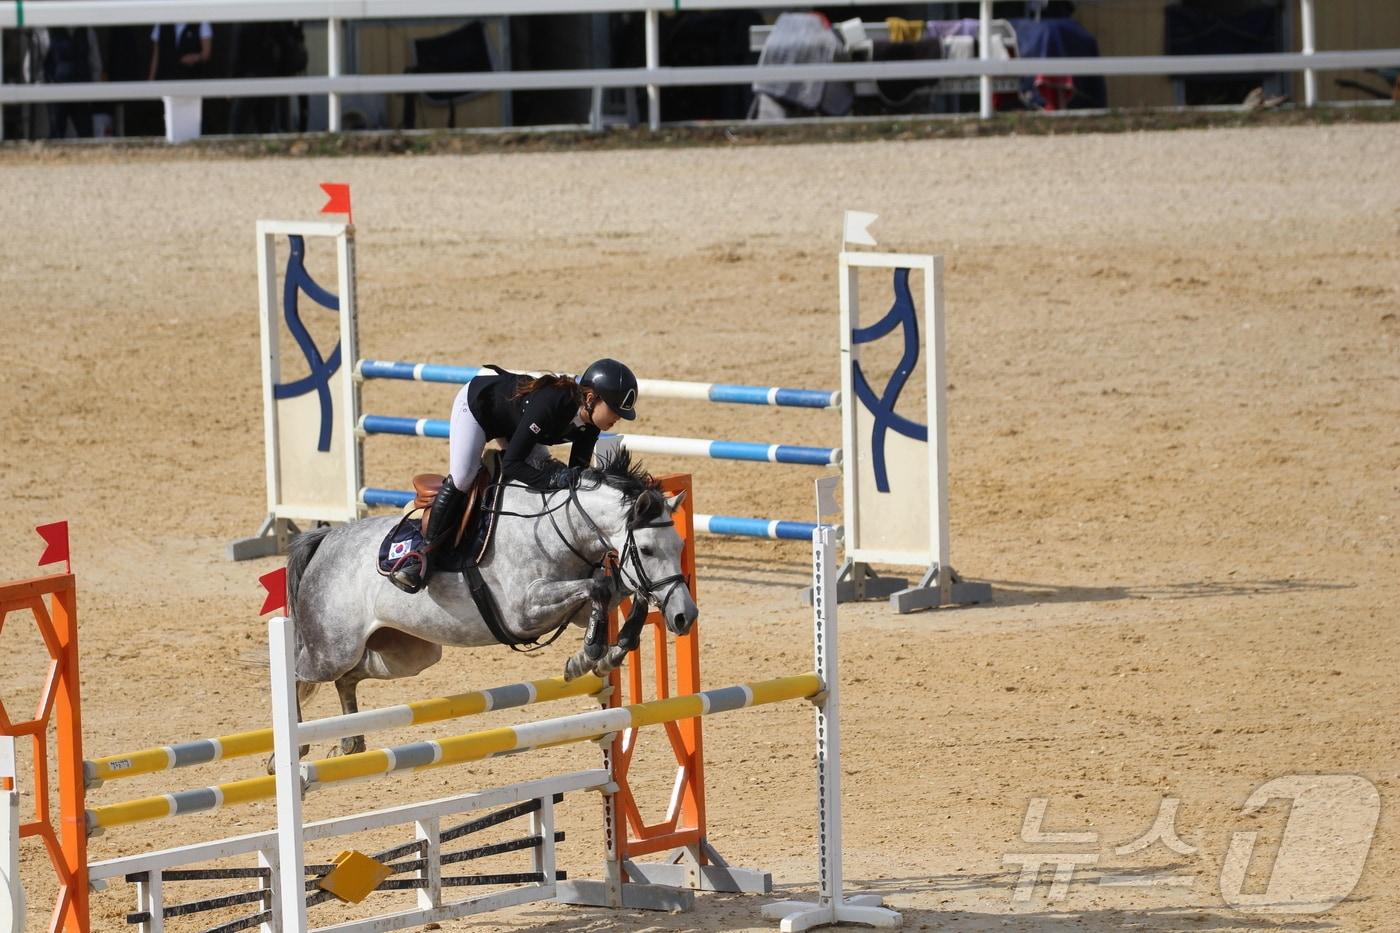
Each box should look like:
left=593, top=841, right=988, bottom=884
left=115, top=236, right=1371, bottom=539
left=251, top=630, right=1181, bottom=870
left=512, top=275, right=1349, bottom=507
left=229, top=22, right=307, bottom=134
left=22, top=27, right=103, bottom=138
left=149, top=22, right=212, bottom=81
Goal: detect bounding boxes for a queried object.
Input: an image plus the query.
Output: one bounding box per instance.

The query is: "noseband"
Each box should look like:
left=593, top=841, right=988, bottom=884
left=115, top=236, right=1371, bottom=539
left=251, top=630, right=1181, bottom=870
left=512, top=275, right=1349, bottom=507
left=615, top=516, right=690, bottom=616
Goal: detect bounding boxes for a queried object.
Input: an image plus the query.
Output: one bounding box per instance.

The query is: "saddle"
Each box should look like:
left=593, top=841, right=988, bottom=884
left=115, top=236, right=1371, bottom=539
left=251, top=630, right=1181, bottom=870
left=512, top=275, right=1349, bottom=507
left=378, top=452, right=529, bottom=649
left=411, top=471, right=485, bottom=554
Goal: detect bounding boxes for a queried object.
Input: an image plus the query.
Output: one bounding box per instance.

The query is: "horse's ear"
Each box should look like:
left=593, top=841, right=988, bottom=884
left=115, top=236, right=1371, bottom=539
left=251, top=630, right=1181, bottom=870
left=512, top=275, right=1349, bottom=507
left=665, top=490, right=687, bottom=512
left=629, top=489, right=664, bottom=527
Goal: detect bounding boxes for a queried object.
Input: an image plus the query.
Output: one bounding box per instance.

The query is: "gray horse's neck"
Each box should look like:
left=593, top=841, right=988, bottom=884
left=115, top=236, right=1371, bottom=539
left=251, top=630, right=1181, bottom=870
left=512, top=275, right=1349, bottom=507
left=495, top=481, right=630, bottom=572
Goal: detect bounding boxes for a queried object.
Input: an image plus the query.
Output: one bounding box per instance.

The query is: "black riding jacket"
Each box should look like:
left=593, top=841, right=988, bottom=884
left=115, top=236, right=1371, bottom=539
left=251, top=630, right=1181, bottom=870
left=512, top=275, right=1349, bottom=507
left=466, top=367, right=600, bottom=488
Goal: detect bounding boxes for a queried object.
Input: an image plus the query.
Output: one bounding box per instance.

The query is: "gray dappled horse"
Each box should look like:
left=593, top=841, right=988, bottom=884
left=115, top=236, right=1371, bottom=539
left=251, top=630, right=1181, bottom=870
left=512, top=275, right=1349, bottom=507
left=284, top=451, right=698, bottom=758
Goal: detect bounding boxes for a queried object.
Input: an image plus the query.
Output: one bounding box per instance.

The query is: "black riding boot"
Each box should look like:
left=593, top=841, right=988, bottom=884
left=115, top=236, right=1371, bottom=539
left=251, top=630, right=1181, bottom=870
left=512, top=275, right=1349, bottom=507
left=390, top=475, right=468, bottom=593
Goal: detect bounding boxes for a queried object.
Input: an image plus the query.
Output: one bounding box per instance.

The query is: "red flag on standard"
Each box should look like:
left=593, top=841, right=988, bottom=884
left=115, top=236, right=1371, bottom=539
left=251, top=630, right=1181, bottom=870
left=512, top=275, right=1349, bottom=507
left=320, top=182, right=352, bottom=223
left=36, top=521, right=70, bottom=571
left=260, top=567, right=289, bottom=615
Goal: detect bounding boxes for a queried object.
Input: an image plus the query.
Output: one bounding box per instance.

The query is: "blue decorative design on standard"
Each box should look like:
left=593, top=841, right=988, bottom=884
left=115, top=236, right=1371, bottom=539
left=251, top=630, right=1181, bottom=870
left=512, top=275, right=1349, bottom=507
left=851, top=267, right=928, bottom=493
left=271, top=236, right=341, bottom=452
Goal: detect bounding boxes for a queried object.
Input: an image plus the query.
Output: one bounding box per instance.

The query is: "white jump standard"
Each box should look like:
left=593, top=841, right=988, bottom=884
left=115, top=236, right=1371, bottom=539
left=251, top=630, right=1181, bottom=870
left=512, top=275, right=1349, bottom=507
left=231, top=218, right=986, bottom=612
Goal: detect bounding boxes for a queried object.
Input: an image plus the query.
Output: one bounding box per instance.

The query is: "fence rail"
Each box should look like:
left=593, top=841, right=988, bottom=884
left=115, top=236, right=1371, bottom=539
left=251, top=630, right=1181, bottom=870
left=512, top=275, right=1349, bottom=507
left=6, top=52, right=1400, bottom=106
left=3, top=0, right=1397, bottom=138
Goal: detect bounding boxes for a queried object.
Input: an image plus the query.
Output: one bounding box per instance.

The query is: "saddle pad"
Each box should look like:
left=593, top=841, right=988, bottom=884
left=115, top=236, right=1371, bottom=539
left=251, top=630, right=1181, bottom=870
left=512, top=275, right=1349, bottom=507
left=377, top=513, right=425, bottom=576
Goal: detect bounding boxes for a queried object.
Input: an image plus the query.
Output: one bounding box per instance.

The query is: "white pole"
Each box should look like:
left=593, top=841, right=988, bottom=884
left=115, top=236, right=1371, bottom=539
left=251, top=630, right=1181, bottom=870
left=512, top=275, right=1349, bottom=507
left=337, top=227, right=364, bottom=522
left=1300, top=0, right=1317, bottom=108
left=762, top=528, right=900, bottom=931
left=135, top=873, right=166, bottom=933
left=327, top=17, right=343, bottom=132
left=415, top=817, right=442, bottom=911
left=269, top=616, right=309, bottom=933
left=978, top=0, right=993, bottom=119
left=645, top=8, right=660, bottom=131
left=1, top=35, right=6, bottom=143
left=812, top=525, right=844, bottom=908
left=927, top=256, right=951, bottom=602
left=1, top=738, right=23, bottom=933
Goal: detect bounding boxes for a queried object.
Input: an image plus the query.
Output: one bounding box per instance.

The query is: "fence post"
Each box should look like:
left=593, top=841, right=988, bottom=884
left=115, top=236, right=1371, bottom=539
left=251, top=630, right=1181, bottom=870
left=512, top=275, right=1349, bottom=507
left=1300, top=0, right=1317, bottom=107
left=645, top=8, right=660, bottom=131
left=327, top=17, right=343, bottom=132
left=979, top=0, right=993, bottom=119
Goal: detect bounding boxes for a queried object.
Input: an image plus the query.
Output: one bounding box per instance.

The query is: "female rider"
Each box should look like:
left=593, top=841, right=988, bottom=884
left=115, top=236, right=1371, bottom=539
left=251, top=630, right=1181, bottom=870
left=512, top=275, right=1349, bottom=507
left=390, top=358, right=639, bottom=592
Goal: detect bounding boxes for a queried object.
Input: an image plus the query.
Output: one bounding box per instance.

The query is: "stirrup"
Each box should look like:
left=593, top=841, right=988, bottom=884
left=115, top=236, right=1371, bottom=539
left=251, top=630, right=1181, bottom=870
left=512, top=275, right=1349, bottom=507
left=388, top=553, right=427, bottom=594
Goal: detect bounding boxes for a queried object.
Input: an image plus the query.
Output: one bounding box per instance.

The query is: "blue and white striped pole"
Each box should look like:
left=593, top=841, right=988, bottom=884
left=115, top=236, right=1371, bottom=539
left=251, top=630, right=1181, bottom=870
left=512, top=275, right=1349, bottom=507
left=355, top=359, right=839, bottom=410
left=357, top=416, right=840, bottom=467
left=358, top=488, right=820, bottom=542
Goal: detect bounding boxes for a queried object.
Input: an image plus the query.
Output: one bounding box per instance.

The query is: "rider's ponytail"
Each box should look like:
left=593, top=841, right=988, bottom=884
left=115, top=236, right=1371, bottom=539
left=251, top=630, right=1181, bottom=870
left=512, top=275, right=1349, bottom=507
left=512, top=373, right=584, bottom=406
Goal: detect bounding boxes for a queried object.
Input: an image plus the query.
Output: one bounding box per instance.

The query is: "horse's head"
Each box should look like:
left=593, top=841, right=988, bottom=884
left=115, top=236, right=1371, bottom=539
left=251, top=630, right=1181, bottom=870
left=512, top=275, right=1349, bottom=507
left=622, top=487, right=699, bottom=636
left=583, top=449, right=699, bottom=636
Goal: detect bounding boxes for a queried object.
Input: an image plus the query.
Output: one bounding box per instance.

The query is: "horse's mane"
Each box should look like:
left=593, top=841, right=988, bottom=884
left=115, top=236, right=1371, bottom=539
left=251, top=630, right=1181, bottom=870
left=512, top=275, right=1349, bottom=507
left=581, top=447, right=658, bottom=501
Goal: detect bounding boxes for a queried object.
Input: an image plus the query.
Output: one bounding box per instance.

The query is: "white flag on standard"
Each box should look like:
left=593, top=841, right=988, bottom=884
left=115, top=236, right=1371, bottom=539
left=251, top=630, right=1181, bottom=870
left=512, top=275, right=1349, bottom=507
left=842, top=210, right=879, bottom=248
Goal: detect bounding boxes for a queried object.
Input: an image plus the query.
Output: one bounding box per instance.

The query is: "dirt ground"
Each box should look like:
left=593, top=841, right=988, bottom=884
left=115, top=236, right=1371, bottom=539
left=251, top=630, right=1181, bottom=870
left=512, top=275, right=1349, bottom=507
left=1, top=122, right=1397, bottom=932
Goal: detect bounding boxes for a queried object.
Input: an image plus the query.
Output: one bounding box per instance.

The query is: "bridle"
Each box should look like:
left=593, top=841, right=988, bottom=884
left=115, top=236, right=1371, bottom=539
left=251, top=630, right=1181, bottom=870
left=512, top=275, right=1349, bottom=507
left=488, top=480, right=690, bottom=614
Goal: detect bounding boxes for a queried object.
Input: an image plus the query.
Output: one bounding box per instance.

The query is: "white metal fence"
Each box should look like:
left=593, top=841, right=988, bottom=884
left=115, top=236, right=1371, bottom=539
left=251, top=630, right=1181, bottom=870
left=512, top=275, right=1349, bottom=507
left=3, top=0, right=1398, bottom=140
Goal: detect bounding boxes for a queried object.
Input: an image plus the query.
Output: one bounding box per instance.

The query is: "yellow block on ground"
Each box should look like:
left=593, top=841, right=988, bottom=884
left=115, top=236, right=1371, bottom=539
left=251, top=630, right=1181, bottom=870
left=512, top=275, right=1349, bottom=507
left=317, top=850, right=393, bottom=904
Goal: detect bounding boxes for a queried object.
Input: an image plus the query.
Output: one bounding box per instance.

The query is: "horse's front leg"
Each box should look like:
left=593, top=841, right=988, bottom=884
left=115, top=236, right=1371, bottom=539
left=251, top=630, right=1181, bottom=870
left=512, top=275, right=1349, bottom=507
left=591, top=597, right=650, bottom=678
left=563, top=569, right=616, bottom=682
left=520, top=576, right=603, bottom=679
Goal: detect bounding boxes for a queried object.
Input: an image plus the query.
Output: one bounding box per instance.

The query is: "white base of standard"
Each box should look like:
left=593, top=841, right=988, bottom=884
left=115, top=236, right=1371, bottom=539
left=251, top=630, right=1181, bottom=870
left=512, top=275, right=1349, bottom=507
left=762, top=894, right=901, bottom=931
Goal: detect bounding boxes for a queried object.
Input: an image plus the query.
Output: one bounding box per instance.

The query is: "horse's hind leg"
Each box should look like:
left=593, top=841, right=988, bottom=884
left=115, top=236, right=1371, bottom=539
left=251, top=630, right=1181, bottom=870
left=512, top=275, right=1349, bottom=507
left=334, top=673, right=367, bottom=757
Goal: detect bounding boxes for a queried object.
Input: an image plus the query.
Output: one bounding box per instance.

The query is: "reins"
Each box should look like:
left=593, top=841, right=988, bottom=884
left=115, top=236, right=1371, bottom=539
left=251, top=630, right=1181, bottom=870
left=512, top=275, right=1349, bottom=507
left=479, top=477, right=689, bottom=646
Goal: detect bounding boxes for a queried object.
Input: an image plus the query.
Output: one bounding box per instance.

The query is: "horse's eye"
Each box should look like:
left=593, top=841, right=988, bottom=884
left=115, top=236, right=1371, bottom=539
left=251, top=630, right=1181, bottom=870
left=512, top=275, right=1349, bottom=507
left=639, top=545, right=656, bottom=557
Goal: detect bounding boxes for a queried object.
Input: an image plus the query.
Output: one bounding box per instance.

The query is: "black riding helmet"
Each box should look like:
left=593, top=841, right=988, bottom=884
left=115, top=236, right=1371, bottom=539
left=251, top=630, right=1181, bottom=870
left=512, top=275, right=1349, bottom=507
left=580, top=358, right=638, bottom=420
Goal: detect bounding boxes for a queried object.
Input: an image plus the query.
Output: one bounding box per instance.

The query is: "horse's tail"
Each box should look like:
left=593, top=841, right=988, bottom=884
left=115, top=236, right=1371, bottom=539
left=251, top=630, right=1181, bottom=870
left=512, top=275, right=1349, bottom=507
left=286, top=525, right=333, bottom=620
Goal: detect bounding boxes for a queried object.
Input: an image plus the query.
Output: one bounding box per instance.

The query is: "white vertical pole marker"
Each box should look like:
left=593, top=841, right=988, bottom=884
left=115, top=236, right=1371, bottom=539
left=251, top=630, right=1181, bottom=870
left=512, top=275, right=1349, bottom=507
left=1300, top=0, right=1317, bottom=108
left=645, top=9, right=660, bottom=131
left=416, top=817, right=442, bottom=910
left=269, top=615, right=309, bottom=933
left=979, top=0, right=993, bottom=119
left=762, top=528, right=901, bottom=931
left=135, top=871, right=165, bottom=933
left=258, top=848, right=282, bottom=933
left=1, top=737, right=23, bottom=933
left=337, top=227, right=365, bottom=522
left=927, top=256, right=951, bottom=601
left=534, top=793, right=558, bottom=895
left=815, top=475, right=841, bottom=529
left=327, top=17, right=343, bottom=133
left=257, top=226, right=283, bottom=520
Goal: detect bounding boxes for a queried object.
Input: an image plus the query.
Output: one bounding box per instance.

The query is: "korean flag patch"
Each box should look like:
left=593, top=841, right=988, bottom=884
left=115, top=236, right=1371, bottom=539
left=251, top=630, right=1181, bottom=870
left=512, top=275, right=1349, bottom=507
left=388, top=540, right=411, bottom=561
left=528, top=421, right=542, bottom=434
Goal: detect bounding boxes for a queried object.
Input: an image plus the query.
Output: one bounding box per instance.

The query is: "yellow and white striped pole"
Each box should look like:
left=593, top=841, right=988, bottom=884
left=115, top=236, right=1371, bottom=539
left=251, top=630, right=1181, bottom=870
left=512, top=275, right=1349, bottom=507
left=85, top=671, right=821, bottom=833
left=84, top=672, right=605, bottom=787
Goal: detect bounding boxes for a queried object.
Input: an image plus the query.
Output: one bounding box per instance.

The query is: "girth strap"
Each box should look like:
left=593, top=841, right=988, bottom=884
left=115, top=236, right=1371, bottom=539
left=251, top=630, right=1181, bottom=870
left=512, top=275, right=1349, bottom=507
left=462, top=565, right=569, bottom=653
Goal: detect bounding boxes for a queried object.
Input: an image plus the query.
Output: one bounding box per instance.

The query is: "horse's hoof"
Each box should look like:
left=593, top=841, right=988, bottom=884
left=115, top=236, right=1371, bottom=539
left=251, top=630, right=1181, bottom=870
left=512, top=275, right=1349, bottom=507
left=563, top=654, right=588, bottom=682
